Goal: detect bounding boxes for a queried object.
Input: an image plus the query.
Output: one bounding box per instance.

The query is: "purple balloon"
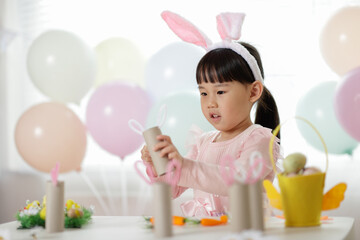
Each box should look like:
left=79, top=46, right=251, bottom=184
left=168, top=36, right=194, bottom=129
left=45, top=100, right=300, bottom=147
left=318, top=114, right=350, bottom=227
left=334, top=66, right=360, bottom=141
left=86, top=82, right=152, bottom=159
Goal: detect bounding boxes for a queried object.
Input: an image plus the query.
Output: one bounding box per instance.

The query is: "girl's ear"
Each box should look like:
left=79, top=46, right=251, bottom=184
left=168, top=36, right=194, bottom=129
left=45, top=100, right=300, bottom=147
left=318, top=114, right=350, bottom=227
left=249, top=80, right=263, bottom=103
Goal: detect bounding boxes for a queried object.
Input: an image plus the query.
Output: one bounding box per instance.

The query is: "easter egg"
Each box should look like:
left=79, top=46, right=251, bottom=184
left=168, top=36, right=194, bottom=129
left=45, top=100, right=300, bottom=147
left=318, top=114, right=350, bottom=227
left=283, top=153, right=307, bottom=174
left=67, top=208, right=84, bottom=218
left=303, top=166, right=321, bottom=175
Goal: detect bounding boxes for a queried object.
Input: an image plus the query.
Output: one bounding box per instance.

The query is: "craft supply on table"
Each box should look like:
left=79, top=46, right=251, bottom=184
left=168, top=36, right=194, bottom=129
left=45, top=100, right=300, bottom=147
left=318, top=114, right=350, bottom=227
left=264, top=116, right=347, bottom=227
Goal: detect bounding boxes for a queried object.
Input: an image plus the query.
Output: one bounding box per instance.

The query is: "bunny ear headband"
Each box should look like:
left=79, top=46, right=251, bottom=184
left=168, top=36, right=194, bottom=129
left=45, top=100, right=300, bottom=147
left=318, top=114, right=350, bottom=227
left=161, top=11, right=263, bottom=83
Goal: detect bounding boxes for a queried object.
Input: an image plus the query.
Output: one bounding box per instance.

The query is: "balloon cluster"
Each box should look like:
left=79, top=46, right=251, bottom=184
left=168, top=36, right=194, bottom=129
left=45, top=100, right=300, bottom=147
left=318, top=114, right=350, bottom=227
left=16, top=30, right=94, bottom=173
left=15, top=28, right=212, bottom=173
left=296, top=6, right=360, bottom=154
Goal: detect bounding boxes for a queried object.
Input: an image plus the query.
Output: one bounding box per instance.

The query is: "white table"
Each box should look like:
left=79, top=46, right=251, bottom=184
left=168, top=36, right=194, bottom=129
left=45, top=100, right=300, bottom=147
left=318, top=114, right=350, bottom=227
left=0, top=216, right=355, bottom=240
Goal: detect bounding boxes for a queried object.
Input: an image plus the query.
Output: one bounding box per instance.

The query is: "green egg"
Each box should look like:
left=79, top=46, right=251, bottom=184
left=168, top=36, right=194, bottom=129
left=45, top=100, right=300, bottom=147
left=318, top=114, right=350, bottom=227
left=283, top=152, right=307, bottom=174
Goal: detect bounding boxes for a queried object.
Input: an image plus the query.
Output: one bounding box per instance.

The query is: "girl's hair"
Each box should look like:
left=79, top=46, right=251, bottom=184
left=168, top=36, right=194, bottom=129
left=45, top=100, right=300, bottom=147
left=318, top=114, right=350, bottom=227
left=196, top=42, right=280, bottom=139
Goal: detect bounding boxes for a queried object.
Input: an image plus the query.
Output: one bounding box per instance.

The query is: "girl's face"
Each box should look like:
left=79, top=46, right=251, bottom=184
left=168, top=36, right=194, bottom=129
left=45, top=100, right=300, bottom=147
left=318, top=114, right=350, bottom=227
left=198, top=80, right=256, bottom=137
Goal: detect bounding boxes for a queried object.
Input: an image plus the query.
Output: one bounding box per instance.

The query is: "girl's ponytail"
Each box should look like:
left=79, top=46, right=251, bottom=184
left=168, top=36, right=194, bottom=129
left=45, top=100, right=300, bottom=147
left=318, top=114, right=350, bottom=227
left=255, top=87, right=280, bottom=139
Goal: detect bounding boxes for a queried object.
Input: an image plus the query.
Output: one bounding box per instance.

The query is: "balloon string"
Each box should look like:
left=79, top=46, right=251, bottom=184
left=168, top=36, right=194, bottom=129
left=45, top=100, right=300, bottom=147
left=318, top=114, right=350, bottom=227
left=78, top=171, right=111, bottom=215
left=100, top=164, right=116, bottom=214
left=120, top=160, right=128, bottom=215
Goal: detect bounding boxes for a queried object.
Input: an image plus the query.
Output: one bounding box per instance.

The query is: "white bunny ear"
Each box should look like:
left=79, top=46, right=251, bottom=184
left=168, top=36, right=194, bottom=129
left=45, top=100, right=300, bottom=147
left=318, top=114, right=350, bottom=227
left=161, top=10, right=212, bottom=49
left=216, top=12, right=245, bottom=41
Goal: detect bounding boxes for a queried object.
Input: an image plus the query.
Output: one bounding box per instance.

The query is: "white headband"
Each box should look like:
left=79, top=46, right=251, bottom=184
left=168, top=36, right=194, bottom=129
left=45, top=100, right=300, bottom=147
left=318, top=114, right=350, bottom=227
left=161, top=11, right=264, bottom=83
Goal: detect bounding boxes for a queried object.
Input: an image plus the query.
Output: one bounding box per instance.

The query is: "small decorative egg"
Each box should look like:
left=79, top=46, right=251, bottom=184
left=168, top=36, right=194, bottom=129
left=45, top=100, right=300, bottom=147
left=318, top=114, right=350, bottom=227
left=286, top=172, right=298, bottom=177
left=67, top=208, right=84, bottom=218
left=283, top=153, right=307, bottom=174
left=303, top=166, right=321, bottom=175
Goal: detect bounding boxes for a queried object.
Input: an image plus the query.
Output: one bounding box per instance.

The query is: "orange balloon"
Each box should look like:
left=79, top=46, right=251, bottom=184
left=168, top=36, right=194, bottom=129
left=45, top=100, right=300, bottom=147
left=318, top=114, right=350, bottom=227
left=15, top=102, right=87, bottom=173
left=320, top=6, right=360, bottom=76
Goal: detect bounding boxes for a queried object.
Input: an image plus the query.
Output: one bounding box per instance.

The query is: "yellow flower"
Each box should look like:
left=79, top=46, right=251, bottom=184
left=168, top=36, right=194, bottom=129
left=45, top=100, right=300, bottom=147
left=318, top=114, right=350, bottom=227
left=25, top=200, right=40, bottom=210
left=66, top=199, right=74, bottom=210
left=42, top=195, right=47, bottom=207
left=66, top=199, right=80, bottom=210
left=40, top=207, right=46, bottom=220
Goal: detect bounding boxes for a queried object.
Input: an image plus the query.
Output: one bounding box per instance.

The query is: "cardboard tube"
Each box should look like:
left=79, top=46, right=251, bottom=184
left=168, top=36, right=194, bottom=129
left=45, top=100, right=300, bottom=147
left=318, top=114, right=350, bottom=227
left=229, top=182, right=250, bottom=232
left=248, top=180, right=264, bottom=231
left=46, top=181, right=65, bottom=233
left=143, top=126, right=169, bottom=176
left=153, top=182, right=173, bottom=237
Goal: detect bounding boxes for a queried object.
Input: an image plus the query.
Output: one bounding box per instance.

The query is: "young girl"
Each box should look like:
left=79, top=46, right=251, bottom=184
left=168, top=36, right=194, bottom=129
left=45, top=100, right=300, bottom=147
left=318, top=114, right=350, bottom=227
left=141, top=12, right=281, bottom=217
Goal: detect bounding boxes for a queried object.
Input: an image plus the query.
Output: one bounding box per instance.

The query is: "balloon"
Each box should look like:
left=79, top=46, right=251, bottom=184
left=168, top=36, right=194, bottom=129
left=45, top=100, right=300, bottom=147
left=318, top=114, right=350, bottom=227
left=27, top=30, right=96, bottom=104
left=296, top=81, right=357, bottom=155
left=86, top=81, right=152, bottom=159
left=334, top=66, right=360, bottom=141
left=15, top=102, right=87, bottom=173
left=146, top=91, right=213, bottom=155
left=319, top=6, right=360, bottom=76
left=95, top=37, right=145, bottom=87
left=145, top=42, right=205, bottom=100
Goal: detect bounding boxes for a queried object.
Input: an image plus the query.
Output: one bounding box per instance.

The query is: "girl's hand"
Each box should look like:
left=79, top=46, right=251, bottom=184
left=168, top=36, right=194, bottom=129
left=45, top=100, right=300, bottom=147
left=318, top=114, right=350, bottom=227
left=154, top=135, right=184, bottom=165
left=141, top=145, right=157, bottom=177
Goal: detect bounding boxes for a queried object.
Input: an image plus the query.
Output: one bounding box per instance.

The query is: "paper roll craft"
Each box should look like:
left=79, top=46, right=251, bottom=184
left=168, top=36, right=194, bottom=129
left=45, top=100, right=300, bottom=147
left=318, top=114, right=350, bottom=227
left=220, top=151, right=266, bottom=232
left=134, top=159, right=181, bottom=238
left=143, top=126, right=169, bottom=176
left=264, top=116, right=347, bottom=227
left=46, top=180, right=65, bottom=233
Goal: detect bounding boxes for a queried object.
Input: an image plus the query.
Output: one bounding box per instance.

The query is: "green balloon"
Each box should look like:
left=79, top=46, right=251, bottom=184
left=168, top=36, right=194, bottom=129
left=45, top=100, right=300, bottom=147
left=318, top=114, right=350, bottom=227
left=146, top=91, right=214, bottom=155
left=296, top=81, right=357, bottom=155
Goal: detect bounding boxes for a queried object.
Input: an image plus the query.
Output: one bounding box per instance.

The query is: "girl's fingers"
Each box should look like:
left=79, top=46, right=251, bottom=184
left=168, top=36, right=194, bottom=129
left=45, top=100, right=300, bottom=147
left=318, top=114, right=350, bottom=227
left=168, top=152, right=180, bottom=161
left=156, top=135, right=172, bottom=143
left=154, top=140, right=171, bottom=151
left=160, top=146, right=177, bottom=158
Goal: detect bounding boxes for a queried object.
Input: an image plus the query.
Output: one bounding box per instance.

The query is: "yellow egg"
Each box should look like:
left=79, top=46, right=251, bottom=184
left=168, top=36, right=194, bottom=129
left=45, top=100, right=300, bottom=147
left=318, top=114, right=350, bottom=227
left=67, top=208, right=83, bottom=218
left=283, top=152, right=307, bottom=174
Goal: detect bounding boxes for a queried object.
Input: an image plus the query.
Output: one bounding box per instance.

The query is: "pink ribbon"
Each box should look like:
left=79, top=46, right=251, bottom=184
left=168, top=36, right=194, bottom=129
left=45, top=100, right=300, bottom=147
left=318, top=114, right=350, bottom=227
left=134, top=160, right=155, bottom=185
left=245, top=151, right=266, bottom=184
left=50, top=162, right=60, bottom=186
left=134, top=159, right=181, bottom=186
left=165, top=159, right=181, bottom=187
left=219, top=151, right=266, bottom=185
left=181, top=198, right=213, bottom=217
left=220, top=154, right=239, bottom=186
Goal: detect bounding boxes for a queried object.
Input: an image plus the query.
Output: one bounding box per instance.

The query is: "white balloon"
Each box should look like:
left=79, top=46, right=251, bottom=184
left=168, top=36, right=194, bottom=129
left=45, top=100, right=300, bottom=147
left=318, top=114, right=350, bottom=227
left=145, top=42, right=205, bottom=100
left=27, top=30, right=96, bottom=104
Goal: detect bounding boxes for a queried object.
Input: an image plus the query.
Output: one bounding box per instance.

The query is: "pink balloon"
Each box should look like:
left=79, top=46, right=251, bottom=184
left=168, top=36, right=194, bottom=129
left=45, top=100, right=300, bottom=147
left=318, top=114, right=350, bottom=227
left=334, top=66, right=360, bottom=141
left=15, top=102, right=87, bottom=173
left=86, top=82, right=152, bottom=159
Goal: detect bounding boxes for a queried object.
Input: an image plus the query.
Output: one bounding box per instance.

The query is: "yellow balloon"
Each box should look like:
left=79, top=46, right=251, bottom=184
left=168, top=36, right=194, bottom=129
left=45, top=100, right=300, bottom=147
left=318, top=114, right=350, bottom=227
left=95, top=38, right=145, bottom=87
left=320, top=6, right=360, bottom=76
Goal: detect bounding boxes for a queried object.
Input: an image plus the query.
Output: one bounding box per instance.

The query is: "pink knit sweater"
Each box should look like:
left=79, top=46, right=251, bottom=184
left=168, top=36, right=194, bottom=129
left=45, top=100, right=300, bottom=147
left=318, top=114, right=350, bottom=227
left=171, top=124, right=281, bottom=217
